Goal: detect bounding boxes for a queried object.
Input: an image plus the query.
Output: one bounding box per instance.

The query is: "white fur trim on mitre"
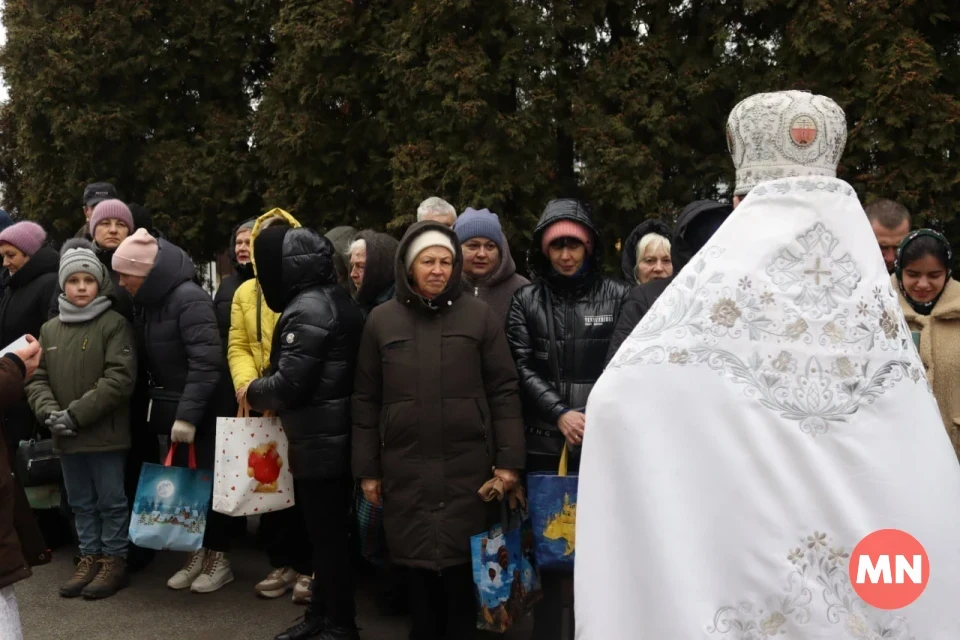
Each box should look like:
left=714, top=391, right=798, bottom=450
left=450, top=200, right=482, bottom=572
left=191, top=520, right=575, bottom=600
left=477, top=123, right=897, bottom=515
left=404, top=230, right=456, bottom=271
left=727, top=90, right=847, bottom=196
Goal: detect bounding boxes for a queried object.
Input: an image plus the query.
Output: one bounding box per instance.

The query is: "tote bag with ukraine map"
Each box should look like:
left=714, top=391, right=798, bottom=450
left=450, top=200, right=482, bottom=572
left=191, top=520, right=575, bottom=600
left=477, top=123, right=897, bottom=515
left=527, top=444, right=577, bottom=571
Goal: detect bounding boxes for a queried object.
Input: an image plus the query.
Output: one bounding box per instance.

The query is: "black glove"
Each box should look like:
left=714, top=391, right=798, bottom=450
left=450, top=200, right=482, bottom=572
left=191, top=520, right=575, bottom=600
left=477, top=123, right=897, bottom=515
left=46, top=410, right=78, bottom=437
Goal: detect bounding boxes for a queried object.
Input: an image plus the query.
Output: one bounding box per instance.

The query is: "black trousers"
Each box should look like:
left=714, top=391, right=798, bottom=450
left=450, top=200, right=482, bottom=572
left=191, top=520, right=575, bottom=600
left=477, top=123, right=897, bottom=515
left=407, top=565, right=478, bottom=640
left=298, top=476, right=356, bottom=626
left=527, top=453, right=577, bottom=640
left=260, top=494, right=312, bottom=575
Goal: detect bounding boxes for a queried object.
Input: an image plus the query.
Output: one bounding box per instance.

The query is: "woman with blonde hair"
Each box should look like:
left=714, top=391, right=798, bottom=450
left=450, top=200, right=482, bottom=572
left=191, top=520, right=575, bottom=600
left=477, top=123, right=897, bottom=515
left=619, top=219, right=672, bottom=285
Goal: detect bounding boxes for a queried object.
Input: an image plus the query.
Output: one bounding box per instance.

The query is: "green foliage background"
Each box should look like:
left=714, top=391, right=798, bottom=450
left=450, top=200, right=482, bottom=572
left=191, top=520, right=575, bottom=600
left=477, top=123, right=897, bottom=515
left=1, top=0, right=958, bottom=266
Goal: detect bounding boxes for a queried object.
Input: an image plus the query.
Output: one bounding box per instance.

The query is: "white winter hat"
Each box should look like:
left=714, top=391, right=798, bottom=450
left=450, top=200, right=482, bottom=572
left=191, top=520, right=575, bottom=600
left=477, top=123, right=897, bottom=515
left=726, top=90, right=847, bottom=196
left=404, top=230, right=456, bottom=271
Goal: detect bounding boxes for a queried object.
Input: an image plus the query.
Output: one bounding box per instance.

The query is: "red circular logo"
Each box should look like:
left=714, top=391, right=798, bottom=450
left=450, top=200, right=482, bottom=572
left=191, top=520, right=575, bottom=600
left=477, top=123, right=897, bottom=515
left=849, top=529, right=928, bottom=610
left=790, top=114, right=818, bottom=146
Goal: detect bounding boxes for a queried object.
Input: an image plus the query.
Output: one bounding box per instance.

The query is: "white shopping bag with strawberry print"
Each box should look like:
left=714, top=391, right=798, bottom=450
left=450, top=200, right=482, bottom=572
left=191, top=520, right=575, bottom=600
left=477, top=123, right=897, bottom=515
left=213, top=407, right=294, bottom=517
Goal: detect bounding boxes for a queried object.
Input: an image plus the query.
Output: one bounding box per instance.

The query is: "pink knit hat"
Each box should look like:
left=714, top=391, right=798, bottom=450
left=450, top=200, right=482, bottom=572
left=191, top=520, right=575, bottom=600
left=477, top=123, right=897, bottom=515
left=90, top=199, right=135, bottom=234
left=541, top=219, right=594, bottom=256
left=0, top=221, right=47, bottom=256
left=112, top=228, right=159, bottom=277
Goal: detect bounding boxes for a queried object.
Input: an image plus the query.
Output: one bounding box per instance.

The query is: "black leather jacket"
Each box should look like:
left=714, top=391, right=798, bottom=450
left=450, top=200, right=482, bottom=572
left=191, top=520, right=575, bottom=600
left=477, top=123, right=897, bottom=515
left=506, top=199, right=630, bottom=457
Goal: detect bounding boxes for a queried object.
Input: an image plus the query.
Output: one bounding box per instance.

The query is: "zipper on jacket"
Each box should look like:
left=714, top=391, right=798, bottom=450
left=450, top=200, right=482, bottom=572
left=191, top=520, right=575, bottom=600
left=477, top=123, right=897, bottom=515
left=474, top=287, right=479, bottom=298
left=477, top=401, right=490, bottom=459
left=256, top=285, right=265, bottom=377
left=564, top=297, right=575, bottom=401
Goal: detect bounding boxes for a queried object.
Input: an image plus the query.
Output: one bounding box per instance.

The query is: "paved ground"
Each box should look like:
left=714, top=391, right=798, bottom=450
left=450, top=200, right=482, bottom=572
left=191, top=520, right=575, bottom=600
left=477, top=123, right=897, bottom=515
left=17, top=541, right=534, bottom=640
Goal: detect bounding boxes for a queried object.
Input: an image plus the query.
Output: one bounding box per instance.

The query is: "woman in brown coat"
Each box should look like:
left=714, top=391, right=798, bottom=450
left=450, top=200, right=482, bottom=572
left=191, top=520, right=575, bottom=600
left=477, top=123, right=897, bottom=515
left=352, top=221, right=525, bottom=640
left=0, top=337, right=48, bottom=639
left=895, top=229, right=960, bottom=461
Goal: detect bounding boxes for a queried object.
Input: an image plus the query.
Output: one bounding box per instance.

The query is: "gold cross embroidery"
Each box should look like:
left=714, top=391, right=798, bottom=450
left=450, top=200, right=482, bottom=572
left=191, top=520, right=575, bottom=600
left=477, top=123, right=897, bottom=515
left=804, top=256, right=832, bottom=285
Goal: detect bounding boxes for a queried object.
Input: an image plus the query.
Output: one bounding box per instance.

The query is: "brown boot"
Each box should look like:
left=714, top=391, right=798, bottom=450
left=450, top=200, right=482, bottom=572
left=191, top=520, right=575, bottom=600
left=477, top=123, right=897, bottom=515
left=60, top=555, right=102, bottom=598
left=82, top=555, right=128, bottom=600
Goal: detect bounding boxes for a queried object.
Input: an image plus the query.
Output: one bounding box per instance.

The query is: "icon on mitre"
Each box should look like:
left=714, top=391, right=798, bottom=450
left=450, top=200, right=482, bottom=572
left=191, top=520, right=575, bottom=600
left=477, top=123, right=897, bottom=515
left=248, top=441, right=283, bottom=492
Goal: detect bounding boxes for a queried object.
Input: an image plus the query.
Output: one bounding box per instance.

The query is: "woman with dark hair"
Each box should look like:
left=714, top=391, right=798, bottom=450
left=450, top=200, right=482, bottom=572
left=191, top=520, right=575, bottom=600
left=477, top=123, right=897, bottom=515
left=895, top=229, right=960, bottom=462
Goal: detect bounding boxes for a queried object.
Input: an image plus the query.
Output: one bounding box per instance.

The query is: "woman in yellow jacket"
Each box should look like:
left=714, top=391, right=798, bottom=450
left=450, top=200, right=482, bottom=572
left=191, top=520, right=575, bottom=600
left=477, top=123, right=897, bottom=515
left=228, top=208, right=314, bottom=602
left=895, top=229, right=960, bottom=462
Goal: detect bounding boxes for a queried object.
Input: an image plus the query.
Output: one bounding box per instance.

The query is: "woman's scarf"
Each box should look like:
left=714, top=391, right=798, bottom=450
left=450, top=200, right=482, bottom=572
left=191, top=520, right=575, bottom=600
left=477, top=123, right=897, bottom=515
left=895, top=228, right=953, bottom=316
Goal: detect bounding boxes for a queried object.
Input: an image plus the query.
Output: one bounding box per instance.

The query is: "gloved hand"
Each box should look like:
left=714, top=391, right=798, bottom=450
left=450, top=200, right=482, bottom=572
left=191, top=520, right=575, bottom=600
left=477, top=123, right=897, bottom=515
left=46, top=410, right=78, bottom=437
left=171, top=420, right=196, bottom=444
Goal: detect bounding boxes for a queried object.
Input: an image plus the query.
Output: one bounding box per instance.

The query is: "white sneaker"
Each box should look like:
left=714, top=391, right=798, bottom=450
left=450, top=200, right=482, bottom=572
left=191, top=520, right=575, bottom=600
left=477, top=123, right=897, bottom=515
left=190, top=551, right=234, bottom=593
left=167, top=548, right=207, bottom=590
left=255, top=567, right=298, bottom=598
left=291, top=574, right=313, bottom=604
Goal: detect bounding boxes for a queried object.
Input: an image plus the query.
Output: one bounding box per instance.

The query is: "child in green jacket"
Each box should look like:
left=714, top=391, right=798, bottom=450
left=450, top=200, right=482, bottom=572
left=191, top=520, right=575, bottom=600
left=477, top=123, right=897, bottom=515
left=26, top=238, right=136, bottom=600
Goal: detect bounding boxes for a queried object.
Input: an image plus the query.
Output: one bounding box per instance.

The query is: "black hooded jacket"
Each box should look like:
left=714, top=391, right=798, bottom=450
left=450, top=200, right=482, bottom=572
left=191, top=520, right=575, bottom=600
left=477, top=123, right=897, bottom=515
left=351, top=221, right=524, bottom=569
left=620, top=219, right=672, bottom=284
left=133, top=239, right=223, bottom=430
left=506, top=199, right=631, bottom=457
left=0, top=246, right=59, bottom=348
left=353, top=230, right=399, bottom=314
left=605, top=200, right=733, bottom=363
left=246, top=227, right=364, bottom=478
left=213, top=218, right=256, bottom=349
left=0, top=246, right=59, bottom=448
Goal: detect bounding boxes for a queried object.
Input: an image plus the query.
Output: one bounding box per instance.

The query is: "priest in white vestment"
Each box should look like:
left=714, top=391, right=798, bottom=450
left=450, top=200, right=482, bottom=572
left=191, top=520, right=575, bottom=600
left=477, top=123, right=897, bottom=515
left=575, top=90, right=960, bottom=639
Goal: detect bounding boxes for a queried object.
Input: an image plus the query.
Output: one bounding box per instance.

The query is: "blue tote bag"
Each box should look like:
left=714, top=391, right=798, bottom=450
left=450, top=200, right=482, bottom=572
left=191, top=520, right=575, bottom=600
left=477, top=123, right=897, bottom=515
left=527, top=444, right=578, bottom=571
left=471, top=504, right=543, bottom=632
left=129, top=444, right=212, bottom=552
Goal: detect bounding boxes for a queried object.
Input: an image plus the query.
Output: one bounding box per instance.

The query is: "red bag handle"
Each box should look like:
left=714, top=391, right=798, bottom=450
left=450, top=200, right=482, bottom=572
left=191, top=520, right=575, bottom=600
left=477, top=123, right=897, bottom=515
left=164, top=443, right=197, bottom=470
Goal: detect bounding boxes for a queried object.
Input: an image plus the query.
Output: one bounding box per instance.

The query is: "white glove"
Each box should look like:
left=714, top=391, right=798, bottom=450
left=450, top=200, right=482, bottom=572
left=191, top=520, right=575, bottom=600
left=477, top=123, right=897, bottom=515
left=171, top=420, right=196, bottom=444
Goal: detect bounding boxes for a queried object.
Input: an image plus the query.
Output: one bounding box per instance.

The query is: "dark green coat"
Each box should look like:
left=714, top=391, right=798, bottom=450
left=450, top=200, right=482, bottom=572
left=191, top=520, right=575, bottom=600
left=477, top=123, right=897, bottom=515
left=26, top=306, right=137, bottom=454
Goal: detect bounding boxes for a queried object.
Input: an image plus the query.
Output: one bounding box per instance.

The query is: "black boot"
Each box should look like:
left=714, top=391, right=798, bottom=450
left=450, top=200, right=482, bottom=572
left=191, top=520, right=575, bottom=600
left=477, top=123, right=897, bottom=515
left=275, top=616, right=327, bottom=640
left=317, top=624, right=360, bottom=640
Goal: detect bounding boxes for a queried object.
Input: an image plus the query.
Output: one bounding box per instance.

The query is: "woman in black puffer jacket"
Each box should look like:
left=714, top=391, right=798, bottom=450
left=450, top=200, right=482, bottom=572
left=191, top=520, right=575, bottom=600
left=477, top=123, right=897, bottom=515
left=246, top=222, right=364, bottom=640
left=112, top=228, right=234, bottom=594
left=0, top=222, right=59, bottom=453
left=507, top=199, right=630, bottom=468
left=506, top=198, right=630, bottom=640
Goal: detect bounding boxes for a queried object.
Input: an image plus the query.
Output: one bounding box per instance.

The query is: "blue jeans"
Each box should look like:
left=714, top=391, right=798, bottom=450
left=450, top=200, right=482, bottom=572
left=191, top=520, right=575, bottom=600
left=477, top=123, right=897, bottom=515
left=60, top=451, right=129, bottom=558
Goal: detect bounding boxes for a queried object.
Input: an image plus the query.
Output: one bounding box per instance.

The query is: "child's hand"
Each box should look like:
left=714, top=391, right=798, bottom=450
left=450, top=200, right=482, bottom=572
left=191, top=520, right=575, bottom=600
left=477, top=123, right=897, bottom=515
left=46, top=410, right=78, bottom=437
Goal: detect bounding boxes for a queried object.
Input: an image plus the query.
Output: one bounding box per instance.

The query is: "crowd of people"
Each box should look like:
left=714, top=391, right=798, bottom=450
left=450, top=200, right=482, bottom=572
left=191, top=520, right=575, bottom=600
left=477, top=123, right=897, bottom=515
left=0, top=88, right=956, bottom=640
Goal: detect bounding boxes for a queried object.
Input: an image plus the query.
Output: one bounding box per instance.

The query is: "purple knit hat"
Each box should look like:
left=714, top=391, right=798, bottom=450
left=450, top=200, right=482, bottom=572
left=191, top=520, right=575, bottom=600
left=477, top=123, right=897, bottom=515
left=0, top=221, right=47, bottom=256
left=90, top=199, right=135, bottom=233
